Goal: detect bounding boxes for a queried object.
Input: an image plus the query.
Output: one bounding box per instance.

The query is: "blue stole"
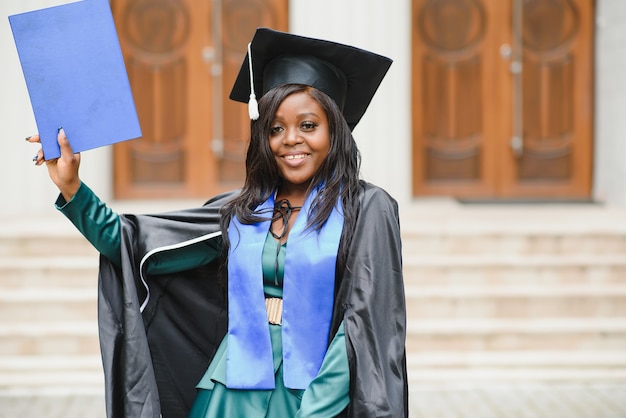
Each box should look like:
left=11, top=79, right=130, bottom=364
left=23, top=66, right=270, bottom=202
left=226, top=188, right=344, bottom=389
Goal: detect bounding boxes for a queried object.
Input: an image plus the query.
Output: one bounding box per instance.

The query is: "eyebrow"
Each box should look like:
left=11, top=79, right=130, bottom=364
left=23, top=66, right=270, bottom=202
left=297, top=112, right=319, bottom=118
left=272, top=112, right=321, bottom=122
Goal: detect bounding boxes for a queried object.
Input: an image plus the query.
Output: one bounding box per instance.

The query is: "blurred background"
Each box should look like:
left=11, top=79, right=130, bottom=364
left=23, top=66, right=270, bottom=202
left=1, top=0, right=626, bottom=416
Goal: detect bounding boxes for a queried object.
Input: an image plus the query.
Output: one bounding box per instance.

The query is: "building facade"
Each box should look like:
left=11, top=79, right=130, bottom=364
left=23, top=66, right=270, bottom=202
left=1, top=0, right=624, bottom=216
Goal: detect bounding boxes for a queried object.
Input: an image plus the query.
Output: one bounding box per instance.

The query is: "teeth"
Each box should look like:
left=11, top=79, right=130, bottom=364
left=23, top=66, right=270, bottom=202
left=285, top=154, right=306, bottom=160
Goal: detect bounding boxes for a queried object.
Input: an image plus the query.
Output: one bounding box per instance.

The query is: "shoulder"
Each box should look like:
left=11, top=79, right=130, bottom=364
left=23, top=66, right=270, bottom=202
left=202, top=189, right=241, bottom=209
left=357, top=181, right=399, bottom=214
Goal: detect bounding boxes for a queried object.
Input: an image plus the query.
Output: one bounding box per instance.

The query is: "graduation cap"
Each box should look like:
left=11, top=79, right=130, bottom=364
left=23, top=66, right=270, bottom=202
left=230, top=28, right=392, bottom=130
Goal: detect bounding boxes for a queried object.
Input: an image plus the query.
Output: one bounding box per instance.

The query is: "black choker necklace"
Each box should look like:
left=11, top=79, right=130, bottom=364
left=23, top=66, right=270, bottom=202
left=270, top=199, right=302, bottom=240
left=270, top=199, right=302, bottom=286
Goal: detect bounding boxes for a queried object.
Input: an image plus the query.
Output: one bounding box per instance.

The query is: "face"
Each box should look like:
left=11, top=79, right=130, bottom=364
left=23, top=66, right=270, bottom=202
left=269, top=91, right=331, bottom=192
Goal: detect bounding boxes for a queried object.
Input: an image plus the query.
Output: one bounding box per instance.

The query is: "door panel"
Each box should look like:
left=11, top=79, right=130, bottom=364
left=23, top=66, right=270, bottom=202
left=500, top=0, right=593, bottom=198
left=412, top=0, right=502, bottom=198
left=111, top=0, right=288, bottom=199
left=412, top=0, right=593, bottom=200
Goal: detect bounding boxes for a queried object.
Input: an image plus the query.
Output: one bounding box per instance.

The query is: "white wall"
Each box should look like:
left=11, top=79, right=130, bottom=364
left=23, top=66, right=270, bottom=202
left=5, top=1, right=626, bottom=214
left=1, top=0, right=412, bottom=218
left=1, top=0, right=112, bottom=217
left=289, top=0, right=413, bottom=204
left=594, top=0, right=626, bottom=207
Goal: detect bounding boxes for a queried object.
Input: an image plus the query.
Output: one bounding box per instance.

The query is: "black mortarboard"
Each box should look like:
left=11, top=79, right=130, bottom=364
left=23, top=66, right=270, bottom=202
left=229, top=28, right=393, bottom=130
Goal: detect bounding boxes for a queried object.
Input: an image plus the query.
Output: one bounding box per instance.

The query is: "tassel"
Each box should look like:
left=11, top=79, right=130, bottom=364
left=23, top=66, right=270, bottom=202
left=249, top=93, right=259, bottom=120
left=247, top=42, right=259, bottom=121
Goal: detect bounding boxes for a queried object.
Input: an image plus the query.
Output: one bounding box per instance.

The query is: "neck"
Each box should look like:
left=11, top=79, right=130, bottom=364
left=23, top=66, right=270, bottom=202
left=276, top=183, right=310, bottom=207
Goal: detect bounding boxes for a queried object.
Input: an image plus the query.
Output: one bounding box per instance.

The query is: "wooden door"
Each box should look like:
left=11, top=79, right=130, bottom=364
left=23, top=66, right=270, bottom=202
left=111, top=0, right=288, bottom=199
left=411, top=0, right=594, bottom=200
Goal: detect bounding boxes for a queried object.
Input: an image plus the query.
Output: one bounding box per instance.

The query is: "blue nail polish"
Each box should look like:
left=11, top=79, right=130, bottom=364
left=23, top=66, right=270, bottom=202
left=32, top=155, right=38, bottom=161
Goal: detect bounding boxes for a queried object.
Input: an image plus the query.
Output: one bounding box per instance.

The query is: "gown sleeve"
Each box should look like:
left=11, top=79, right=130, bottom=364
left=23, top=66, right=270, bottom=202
left=332, top=182, right=408, bottom=417
left=55, top=182, right=122, bottom=266
left=296, top=321, right=350, bottom=417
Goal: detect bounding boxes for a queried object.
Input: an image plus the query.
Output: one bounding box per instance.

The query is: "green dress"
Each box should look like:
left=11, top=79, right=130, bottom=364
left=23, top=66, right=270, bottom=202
left=190, top=234, right=349, bottom=418
left=57, top=182, right=350, bottom=417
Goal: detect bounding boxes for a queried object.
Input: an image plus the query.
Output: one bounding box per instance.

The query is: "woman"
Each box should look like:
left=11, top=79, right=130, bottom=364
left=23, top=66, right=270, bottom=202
left=29, top=28, right=407, bottom=417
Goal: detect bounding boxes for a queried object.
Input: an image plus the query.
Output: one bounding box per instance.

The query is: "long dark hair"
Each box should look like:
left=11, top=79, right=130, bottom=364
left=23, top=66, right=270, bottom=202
left=220, top=84, right=361, bottom=265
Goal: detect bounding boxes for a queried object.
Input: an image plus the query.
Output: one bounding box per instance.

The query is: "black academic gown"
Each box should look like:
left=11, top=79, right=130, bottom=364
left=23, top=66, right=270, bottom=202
left=97, top=181, right=407, bottom=418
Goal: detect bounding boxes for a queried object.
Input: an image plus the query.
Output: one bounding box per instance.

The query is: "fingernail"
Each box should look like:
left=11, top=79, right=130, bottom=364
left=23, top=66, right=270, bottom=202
left=57, top=127, right=63, bottom=133
left=32, top=154, right=38, bottom=161
left=25, top=136, right=31, bottom=141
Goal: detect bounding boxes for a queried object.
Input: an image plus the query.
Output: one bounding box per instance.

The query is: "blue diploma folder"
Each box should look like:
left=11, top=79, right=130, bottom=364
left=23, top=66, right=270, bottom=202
left=9, top=0, right=141, bottom=159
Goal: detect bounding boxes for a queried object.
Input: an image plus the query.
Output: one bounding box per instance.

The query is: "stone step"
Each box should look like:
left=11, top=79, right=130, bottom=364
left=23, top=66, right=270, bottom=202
left=0, top=236, right=97, bottom=259
left=4, top=209, right=626, bottom=256
left=406, top=318, right=626, bottom=352
left=0, top=372, right=104, bottom=390
left=402, top=231, right=626, bottom=256
left=0, top=356, right=103, bottom=390
left=5, top=316, right=625, bottom=356
left=4, top=284, right=625, bottom=323
left=0, top=257, right=98, bottom=288
left=407, top=367, right=626, bottom=383
left=403, top=254, right=626, bottom=285
left=1, top=209, right=624, bottom=388
left=4, top=253, right=626, bottom=288
left=405, top=284, right=626, bottom=298
left=6, top=227, right=626, bottom=257
left=407, top=350, right=626, bottom=383
left=399, top=203, right=626, bottom=234
left=0, top=289, right=97, bottom=322
left=407, top=350, right=626, bottom=368
left=0, top=216, right=97, bottom=259
left=408, top=383, right=626, bottom=418
left=6, top=226, right=626, bottom=257
left=405, top=284, right=626, bottom=318
left=0, top=322, right=99, bottom=356
left=400, top=203, right=626, bottom=257
left=2, top=352, right=624, bottom=390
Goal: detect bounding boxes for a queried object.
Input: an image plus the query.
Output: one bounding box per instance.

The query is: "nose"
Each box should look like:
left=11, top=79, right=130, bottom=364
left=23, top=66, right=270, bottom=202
left=282, top=127, right=302, bottom=145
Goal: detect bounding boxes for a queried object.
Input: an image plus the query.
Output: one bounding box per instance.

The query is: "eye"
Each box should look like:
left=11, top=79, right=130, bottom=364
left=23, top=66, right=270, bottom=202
left=300, top=121, right=318, bottom=131
left=270, top=125, right=284, bottom=135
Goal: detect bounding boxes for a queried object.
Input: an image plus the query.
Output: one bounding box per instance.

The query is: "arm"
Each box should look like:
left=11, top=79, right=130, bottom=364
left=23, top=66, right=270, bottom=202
left=29, top=129, right=121, bottom=266
left=56, top=182, right=122, bottom=267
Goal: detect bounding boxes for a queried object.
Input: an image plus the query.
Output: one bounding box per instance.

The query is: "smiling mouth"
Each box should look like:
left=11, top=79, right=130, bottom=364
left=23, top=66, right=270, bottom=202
left=284, top=154, right=307, bottom=160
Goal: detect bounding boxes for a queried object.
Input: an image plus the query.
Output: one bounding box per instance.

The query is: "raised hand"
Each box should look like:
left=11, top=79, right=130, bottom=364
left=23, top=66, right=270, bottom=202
left=28, top=128, right=81, bottom=201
